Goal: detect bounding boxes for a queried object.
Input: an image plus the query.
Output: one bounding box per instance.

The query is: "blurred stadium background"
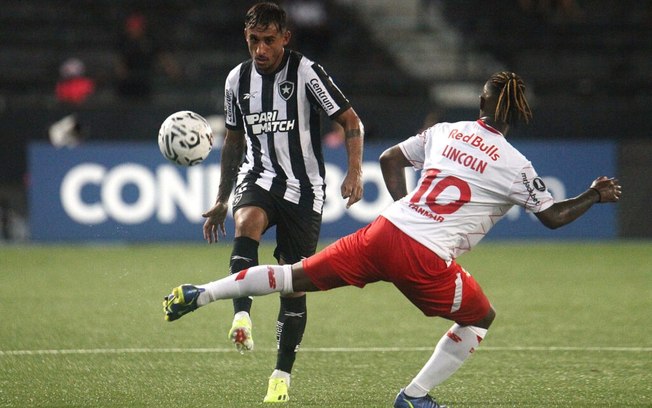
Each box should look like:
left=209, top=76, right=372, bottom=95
left=1, top=3, right=651, bottom=406
left=0, top=0, right=650, bottom=241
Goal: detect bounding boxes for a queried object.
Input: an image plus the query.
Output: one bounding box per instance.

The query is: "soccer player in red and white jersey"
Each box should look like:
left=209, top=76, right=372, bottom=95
left=164, top=72, right=622, bottom=408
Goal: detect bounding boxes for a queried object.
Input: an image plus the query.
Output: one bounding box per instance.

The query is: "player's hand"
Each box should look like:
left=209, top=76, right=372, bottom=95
left=341, top=169, right=363, bottom=208
left=202, top=202, right=229, bottom=243
left=590, top=176, right=622, bottom=203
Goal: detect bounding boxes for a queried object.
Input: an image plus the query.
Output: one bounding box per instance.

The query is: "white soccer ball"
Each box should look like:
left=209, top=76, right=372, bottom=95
left=158, top=110, right=214, bottom=166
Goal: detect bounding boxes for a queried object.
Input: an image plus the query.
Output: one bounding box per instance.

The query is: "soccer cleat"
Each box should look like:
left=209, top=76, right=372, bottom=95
left=163, top=284, right=203, bottom=321
left=393, top=389, right=447, bottom=408
left=228, top=313, right=254, bottom=353
left=263, top=377, right=289, bottom=403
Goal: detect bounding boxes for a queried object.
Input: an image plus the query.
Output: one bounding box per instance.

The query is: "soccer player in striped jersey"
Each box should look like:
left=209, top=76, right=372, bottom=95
left=199, top=2, right=364, bottom=403
left=165, top=71, right=621, bottom=407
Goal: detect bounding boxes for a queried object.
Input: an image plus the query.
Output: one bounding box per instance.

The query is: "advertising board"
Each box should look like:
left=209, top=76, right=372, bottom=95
left=29, top=140, right=616, bottom=241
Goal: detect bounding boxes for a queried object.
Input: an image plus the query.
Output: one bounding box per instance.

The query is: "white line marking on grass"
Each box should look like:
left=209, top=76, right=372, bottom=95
left=1, top=346, right=650, bottom=356
left=483, top=346, right=652, bottom=352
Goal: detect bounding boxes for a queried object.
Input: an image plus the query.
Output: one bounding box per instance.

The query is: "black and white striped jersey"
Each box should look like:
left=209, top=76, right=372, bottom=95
left=224, top=49, right=351, bottom=214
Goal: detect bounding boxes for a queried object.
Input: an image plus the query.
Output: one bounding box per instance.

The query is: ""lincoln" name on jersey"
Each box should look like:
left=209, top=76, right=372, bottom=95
left=442, top=145, right=488, bottom=174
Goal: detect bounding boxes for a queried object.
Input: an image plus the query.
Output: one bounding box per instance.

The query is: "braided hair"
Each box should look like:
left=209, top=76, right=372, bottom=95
left=488, top=72, right=533, bottom=125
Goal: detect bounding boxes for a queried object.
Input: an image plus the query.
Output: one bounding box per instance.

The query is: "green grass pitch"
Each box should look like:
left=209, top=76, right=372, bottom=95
left=0, top=241, right=650, bottom=407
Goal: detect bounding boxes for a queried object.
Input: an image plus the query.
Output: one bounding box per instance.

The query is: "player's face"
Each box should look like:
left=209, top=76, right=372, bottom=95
left=479, top=82, right=495, bottom=117
left=245, top=24, right=290, bottom=74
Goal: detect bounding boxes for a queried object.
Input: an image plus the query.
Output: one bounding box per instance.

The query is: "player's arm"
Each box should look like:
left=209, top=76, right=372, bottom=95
left=379, top=145, right=412, bottom=201
left=202, top=128, right=245, bottom=242
left=334, top=107, right=364, bottom=208
left=535, top=176, right=621, bottom=229
left=216, top=128, right=245, bottom=205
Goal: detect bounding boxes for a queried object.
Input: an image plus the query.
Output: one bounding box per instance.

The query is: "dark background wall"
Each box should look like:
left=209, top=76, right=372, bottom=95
left=618, top=141, right=652, bottom=238
left=1, top=0, right=650, bottom=239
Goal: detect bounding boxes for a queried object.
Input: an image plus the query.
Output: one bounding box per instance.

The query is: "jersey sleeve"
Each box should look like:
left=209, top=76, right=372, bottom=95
left=507, top=162, right=554, bottom=213
left=397, top=130, right=428, bottom=170
left=304, top=62, right=351, bottom=118
left=224, top=66, right=243, bottom=131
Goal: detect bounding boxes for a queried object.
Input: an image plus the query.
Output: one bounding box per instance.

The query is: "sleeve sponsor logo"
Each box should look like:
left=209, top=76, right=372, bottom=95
left=225, top=89, right=236, bottom=124
left=308, top=78, right=335, bottom=111
left=521, top=172, right=542, bottom=205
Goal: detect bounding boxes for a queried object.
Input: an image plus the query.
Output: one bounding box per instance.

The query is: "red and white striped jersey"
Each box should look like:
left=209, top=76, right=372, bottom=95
left=382, top=119, right=554, bottom=261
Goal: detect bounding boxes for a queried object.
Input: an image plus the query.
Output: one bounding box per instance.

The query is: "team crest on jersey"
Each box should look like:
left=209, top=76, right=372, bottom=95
left=278, top=80, right=295, bottom=101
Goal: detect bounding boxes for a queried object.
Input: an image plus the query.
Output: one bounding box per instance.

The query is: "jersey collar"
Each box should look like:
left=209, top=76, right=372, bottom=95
left=476, top=119, right=503, bottom=136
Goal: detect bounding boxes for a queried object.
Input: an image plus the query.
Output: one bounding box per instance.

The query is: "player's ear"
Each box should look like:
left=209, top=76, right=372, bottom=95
left=282, top=29, right=291, bottom=46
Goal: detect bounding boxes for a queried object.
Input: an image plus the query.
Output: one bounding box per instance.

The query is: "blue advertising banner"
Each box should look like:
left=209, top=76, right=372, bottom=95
left=29, top=140, right=616, bottom=242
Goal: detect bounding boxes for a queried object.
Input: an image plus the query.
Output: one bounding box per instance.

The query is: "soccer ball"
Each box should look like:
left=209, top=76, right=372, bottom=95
left=158, top=110, right=214, bottom=166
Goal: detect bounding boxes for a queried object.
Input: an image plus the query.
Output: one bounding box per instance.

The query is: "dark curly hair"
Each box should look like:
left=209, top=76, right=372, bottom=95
left=245, top=2, right=287, bottom=32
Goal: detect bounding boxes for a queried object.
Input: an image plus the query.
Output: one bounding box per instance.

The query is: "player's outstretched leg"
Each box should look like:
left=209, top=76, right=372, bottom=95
left=394, top=389, right=447, bottom=408
left=163, top=284, right=204, bottom=321
left=163, top=265, right=294, bottom=321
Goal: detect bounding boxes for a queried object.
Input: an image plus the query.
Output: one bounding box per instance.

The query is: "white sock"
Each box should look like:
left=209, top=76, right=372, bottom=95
left=404, top=324, right=488, bottom=398
left=270, top=369, right=291, bottom=387
left=196, top=264, right=294, bottom=306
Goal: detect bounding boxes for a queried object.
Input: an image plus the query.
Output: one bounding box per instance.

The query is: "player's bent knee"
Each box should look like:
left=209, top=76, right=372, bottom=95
left=290, top=264, right=320, bottom=293
left=473, top=307, right=496, bottom=329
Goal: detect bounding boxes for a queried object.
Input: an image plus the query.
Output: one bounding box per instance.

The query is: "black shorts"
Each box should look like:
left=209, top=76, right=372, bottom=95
left=232, top=183, right=322, bottom=263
